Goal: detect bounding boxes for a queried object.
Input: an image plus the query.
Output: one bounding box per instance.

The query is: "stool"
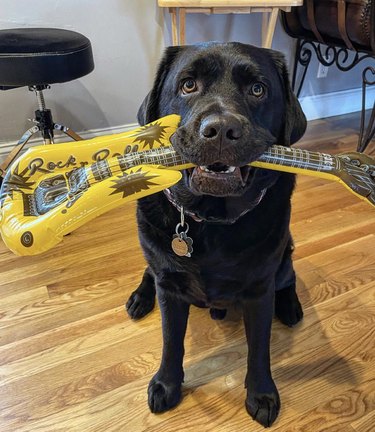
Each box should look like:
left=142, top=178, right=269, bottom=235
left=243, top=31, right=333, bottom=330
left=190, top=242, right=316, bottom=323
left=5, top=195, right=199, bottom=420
left=158, top=0, right=303, bottom=48
left=0, top=28, right=94, bottom=178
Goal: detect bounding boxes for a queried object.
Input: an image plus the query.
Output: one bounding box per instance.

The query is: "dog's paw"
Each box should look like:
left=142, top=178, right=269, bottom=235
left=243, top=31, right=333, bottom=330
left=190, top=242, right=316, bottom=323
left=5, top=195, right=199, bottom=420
left=245, top=389, right=280, bottom=428
left=275, top=285, right=303, bottom=327
left=126, top=291, right=155, bottom=320
left=209, top=308, right=227, bottom=320
left=148, top=376, right=182, bottom=413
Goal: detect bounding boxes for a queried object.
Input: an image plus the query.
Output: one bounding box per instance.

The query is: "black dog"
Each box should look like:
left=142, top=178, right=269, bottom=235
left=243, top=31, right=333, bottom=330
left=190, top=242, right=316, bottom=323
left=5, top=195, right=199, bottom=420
left=126, top=42, right=307, bottom=428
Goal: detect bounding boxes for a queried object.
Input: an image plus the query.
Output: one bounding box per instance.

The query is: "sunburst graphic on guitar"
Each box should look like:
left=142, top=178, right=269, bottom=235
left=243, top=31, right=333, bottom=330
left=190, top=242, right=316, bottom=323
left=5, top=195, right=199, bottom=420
left=131, top=122, right=168, bottom=149
left=1, top=164, right=35, bottom=201
left=109, top=168, right=159, bottom=198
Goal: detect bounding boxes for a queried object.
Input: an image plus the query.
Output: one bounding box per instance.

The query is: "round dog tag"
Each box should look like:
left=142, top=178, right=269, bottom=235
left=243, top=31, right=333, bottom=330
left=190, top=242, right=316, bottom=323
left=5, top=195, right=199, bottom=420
left=171, top=235, right=189, bottom=256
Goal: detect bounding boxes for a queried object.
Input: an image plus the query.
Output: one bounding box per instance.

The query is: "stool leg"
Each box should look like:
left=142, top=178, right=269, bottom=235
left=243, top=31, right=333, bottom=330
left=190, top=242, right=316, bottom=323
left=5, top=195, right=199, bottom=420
left=0, top=125, right=39, bottom=177
left=54, top=124, right=83, bottom=141
left=170, top=8, right=179, bottom=45
left=179, top=8, right=186, bottom=45
left=263, top=8, right=279, bottom=49
left=262, top=12, right=269, bottom=47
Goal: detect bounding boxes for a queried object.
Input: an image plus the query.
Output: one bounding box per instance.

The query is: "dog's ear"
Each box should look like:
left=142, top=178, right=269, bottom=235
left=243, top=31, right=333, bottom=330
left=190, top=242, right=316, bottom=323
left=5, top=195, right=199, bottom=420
left=269, top=51, right=307, bottom=145
left=137, top=46, right=184, bottom=126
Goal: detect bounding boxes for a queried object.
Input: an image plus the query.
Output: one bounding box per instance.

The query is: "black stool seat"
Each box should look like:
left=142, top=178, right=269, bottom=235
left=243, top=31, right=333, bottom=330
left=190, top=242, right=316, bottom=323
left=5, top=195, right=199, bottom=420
left=0, top=28, right=94, bottom=88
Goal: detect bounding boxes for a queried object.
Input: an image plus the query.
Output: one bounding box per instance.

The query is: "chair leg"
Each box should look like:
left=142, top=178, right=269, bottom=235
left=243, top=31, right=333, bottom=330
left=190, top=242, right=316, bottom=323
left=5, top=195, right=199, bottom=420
left=358, top=66, right=375, bottom=152
left=292, top=39, right=313, bottom=97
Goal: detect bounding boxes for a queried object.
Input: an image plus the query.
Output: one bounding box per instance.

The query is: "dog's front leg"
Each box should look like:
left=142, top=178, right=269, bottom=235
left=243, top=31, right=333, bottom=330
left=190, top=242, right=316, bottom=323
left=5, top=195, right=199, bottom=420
left=243, top=284, right=280, bottom=428
left=148, top=288, right=190, bottom=413
left=126, top=266, right=156, bottom=320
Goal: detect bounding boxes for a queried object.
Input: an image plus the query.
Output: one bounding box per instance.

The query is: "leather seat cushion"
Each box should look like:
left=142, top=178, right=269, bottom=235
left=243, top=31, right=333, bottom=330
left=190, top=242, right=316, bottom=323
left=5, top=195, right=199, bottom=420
left=0, top=28, right=94, bottom=87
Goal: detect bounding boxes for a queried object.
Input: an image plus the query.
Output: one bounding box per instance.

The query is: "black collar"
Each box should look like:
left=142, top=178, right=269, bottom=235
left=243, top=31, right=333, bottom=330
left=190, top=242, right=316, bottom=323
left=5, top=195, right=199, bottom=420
left=163, top=187, right=267, bottom=224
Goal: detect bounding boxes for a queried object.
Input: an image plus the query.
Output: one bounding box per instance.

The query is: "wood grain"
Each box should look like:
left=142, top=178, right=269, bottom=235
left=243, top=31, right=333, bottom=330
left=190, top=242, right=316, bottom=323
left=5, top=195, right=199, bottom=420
left=0, top=112, right=374, bottom=431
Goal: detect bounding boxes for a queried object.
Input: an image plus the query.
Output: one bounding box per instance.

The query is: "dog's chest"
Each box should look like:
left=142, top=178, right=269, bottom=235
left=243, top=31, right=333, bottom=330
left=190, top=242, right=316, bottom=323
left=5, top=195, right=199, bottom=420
left=199, top=266, right=246, bottom=306
left=192, top=245, right=259, bottom=306
left=181, top=224, right=278, bottom=305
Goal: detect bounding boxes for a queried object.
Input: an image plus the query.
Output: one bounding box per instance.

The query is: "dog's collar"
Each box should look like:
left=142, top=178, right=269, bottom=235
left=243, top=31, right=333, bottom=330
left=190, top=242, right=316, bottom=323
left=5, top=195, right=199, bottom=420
left=163, top=188, right=204, bottom=222
left=163, top=187, right=267, bottom=224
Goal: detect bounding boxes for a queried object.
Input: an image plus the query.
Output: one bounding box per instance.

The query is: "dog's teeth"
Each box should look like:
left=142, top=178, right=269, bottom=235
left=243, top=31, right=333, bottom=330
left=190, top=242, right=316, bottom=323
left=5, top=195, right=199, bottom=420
left=199, top=165, right=236, bottom=174
left=200, top=166, right=212, bottom=173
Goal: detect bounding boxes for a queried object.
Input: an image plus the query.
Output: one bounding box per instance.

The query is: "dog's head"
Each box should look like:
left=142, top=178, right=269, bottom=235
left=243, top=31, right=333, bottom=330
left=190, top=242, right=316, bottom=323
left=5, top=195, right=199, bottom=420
left=138, top=42, right=306, bottom=198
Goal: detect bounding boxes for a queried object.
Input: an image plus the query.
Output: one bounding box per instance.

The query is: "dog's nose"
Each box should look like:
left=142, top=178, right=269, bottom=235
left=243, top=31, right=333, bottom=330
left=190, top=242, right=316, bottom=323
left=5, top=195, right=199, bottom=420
left=199, top=114, right=242, bottom=142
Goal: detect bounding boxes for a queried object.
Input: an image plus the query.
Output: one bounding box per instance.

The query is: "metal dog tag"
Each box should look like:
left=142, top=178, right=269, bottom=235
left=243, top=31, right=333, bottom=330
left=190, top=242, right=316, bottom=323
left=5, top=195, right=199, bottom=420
left=171, top=234, right=192, bottom=257
left=171, top=207, right=193, bottom=257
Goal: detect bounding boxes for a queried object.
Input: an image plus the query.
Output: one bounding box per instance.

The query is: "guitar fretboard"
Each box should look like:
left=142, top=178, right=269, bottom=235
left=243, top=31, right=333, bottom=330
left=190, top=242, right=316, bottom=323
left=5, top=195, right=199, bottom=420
left=256, top=146, right=337, bottom=172
left=118, top=147, right=190, bottom=170
left=116, top=145, right=338, bottom=173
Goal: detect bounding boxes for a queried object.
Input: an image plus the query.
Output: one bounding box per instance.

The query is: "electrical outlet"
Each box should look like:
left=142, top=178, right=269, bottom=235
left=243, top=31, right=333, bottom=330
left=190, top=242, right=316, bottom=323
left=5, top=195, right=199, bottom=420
left=317, top=56, right=330, bottom=78
left=317, top=63, right=329, bottom=78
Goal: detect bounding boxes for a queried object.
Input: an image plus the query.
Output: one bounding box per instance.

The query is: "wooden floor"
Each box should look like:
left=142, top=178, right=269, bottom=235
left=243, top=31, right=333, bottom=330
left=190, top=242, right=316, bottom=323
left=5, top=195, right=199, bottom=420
left=0, top=112, right=374, bottom=432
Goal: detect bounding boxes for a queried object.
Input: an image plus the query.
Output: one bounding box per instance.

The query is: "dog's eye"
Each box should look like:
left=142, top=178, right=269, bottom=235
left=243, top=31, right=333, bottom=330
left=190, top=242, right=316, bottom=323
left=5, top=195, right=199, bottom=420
left=181, top=79, right=198, bottom=95
left=250, top=82, right=265, bottom=98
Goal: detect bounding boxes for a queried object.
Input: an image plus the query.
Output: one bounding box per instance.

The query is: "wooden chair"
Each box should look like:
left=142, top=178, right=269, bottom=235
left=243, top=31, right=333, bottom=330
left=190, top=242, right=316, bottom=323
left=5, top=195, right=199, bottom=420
left=158, top=0, right=303, bottom=48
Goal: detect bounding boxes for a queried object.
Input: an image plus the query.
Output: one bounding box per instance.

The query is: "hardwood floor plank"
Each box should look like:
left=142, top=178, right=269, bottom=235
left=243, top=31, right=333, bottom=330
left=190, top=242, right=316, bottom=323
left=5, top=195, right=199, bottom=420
left=294, top=235, right=375, bottom=308
left=292, top=203, right=375, bottom=249
left=0, top=277, right=132, bottom=345
left=0, top=286, right=49, bottom=310
left=292, top=222, right=375, bottom=260
left=272, top=379, right=375, bottom=432
left=292, top=182, right=360, bottom=221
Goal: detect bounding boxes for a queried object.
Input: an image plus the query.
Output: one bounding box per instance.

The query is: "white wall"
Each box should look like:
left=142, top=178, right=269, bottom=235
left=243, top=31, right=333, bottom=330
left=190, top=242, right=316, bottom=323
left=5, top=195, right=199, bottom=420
left=0, top=0, right=369, bottom=147
left=0, top=0, right=166, bottom=144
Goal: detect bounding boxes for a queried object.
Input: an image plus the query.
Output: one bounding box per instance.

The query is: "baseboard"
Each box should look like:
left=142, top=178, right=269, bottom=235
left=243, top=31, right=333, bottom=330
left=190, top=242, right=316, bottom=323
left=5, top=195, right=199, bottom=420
left=1, top=86, right=373, bottom=159
left=0, top=122, right=139, bottom=160
left=300, top=86, right=375, bottom=121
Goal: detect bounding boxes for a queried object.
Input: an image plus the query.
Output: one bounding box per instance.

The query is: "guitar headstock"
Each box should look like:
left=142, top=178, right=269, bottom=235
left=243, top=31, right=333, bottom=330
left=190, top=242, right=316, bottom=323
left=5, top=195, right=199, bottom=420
left=335, top=152, right=375, bottom=207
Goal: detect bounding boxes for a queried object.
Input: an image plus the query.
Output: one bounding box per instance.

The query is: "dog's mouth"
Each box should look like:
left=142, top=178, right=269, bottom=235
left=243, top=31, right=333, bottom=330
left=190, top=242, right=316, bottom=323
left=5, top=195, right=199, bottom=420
left=198, top=163, right=252, bottom=184
left=188, top=163, right=253, bottom=196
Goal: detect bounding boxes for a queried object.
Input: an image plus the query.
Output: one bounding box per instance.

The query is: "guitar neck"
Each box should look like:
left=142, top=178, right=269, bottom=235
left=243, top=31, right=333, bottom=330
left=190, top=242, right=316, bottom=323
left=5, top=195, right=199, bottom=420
left=118, top=147, right=191, bottom=170
left=253, top=145, right=339, bottom=174
left=113, top=143, right=374, bottom=207
left=117, top=144, right=339, bottom=175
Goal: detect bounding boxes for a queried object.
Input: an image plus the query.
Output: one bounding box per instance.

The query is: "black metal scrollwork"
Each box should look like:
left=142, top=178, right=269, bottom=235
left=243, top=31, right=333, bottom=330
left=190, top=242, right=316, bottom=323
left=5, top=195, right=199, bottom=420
left=359, top=66, right=375, bottom=152
left=294, top=40, right=373, bottom=97
left=293, top=39, right=375, bottom=152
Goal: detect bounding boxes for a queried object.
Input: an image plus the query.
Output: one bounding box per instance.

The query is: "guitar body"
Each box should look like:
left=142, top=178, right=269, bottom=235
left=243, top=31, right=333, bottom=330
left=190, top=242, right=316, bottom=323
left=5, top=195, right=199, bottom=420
left=0, top=115, right=183, bottom=256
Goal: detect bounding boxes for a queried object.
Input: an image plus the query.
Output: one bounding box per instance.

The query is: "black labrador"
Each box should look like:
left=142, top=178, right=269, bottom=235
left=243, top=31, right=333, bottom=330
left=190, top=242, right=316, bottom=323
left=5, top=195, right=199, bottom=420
left=126, top=42, right=307, bottom=428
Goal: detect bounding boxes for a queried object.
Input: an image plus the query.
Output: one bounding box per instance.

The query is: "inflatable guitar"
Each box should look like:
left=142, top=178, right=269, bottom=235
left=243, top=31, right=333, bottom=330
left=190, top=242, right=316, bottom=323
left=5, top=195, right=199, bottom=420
left=0, top=114, right=374, bottom=256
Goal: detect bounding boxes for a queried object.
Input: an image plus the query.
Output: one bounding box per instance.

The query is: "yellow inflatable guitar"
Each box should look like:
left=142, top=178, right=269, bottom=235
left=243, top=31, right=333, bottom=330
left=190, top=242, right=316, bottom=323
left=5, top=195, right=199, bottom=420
left=0, top=114, right=374, bottom=256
